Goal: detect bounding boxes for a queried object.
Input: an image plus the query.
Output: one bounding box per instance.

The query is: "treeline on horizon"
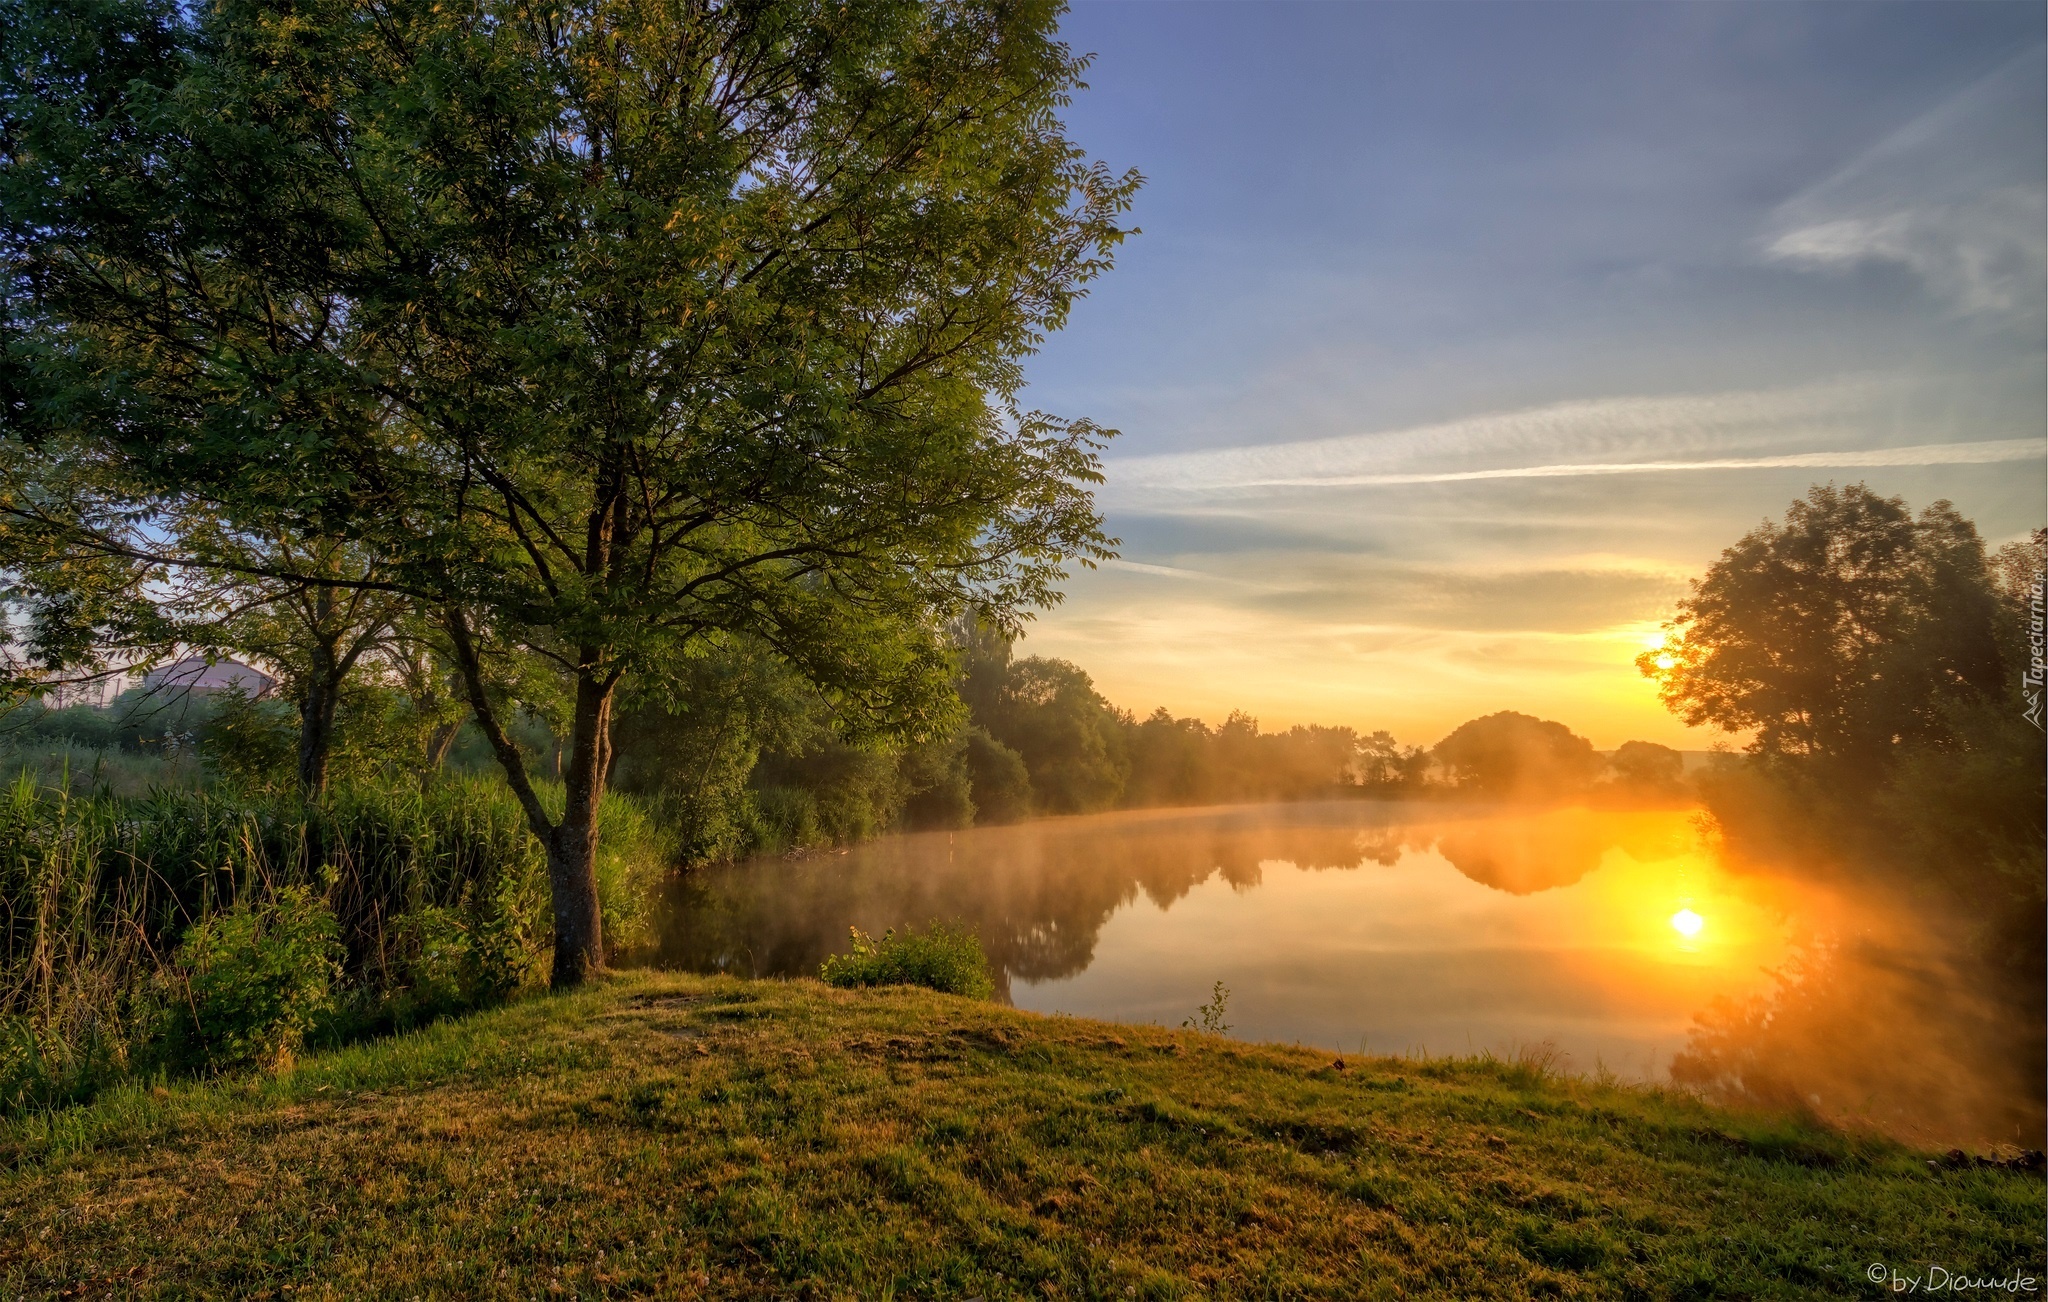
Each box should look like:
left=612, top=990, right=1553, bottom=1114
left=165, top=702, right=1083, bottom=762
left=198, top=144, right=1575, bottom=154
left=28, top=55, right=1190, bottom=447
left=615, top=615, right=1704, bottom=859
left=5, top=621, right=1689, bottom=869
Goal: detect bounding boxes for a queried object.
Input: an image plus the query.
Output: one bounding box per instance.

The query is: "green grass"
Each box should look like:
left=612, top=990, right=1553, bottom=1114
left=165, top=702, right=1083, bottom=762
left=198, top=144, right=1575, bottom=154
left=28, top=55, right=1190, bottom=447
left=0, top=970, right=2038, bottom=1299
left=819, top=923, right=996, bottom=999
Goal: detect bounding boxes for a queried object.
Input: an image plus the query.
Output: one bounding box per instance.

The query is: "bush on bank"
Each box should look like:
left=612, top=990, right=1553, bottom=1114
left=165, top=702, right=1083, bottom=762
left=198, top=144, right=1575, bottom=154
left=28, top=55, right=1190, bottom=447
left=819, top=923, right=996, bottom=999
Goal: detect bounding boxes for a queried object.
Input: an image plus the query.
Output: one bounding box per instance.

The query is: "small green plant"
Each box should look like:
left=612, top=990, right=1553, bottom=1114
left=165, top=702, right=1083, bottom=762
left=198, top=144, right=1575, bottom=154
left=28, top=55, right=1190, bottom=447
left=819, top=923, right=995, bottom=999
left=1183, top=980, right=1231, bottom=1034
left=461, top=875, right=544, bottom=1005
left=162, top=886, right=344, bottom=1073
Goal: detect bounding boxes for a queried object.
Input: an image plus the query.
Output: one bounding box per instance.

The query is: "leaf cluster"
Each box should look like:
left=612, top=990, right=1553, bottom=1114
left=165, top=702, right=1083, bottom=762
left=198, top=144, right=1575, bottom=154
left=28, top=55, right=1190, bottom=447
left=3, top=0, right=1136, bottom=743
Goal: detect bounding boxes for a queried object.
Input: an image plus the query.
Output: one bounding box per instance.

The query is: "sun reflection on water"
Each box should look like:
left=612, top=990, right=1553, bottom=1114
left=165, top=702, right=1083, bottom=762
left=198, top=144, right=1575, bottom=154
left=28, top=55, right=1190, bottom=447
left=647, top=799, right=2044, bottom=1147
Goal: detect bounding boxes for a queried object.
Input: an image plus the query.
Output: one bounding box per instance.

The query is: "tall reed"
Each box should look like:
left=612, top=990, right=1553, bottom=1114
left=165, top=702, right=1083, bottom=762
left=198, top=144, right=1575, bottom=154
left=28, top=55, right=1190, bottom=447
left=0, top=769, right=669, bottom=1113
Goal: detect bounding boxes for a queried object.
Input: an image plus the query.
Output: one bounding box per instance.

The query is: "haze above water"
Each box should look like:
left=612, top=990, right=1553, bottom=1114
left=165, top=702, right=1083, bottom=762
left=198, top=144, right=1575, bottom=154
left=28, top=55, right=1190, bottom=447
left=643, top=802, right=2041, bottom=1150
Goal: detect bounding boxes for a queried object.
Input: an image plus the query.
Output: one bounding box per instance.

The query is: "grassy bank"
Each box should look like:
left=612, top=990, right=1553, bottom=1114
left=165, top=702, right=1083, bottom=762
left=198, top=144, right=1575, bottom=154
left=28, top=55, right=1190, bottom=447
left=2, top=971, right=2039, bottom=1300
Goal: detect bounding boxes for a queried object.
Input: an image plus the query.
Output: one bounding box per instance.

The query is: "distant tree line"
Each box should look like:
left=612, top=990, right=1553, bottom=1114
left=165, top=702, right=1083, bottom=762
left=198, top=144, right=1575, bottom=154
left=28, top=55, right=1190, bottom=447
left=5, top=607, right=1695, bottom=867
left=582, top=617, right=1695, bottom=864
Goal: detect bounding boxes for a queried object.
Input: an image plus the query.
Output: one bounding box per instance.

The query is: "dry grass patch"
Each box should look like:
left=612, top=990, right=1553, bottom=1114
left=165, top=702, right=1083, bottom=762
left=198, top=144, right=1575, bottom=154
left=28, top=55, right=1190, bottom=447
left=0, top=970, right=2039, bottom=1299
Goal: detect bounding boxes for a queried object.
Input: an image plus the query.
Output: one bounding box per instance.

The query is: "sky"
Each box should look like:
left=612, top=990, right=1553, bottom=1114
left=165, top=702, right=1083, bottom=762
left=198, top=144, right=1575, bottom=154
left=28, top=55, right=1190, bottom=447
left=1012, top=1, right=2048, bottom=750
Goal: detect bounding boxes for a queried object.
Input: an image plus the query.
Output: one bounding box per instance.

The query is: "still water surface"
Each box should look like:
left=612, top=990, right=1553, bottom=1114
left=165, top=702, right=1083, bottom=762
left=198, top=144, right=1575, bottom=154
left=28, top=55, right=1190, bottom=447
left=641, top=801, right=2041, bottom=1148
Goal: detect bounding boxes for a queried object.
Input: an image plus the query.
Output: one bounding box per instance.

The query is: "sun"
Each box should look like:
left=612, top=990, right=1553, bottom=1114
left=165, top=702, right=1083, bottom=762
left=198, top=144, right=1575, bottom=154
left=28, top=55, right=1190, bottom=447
left=1669, top=908, right=1704, bottom=938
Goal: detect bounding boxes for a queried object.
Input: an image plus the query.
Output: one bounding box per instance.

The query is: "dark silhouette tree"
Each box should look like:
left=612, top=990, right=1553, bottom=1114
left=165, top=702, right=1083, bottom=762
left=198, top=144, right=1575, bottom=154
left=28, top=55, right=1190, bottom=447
left=1605, top=740, right=1684, bottom=794
left=1431, top=711, right=1599, bottom=799
left=1638, top=484, right=2006, bottom=776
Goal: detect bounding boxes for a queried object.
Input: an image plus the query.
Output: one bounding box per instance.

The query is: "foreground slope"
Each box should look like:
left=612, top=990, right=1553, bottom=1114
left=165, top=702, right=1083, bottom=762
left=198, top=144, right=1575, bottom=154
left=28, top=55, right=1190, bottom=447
left=3, top=971, right=2039, bottom=1299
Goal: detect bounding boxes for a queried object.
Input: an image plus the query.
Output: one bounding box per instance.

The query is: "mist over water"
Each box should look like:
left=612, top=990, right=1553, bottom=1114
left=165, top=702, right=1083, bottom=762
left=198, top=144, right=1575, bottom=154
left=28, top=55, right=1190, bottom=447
left=641, top=801, right=2043, bottom=1150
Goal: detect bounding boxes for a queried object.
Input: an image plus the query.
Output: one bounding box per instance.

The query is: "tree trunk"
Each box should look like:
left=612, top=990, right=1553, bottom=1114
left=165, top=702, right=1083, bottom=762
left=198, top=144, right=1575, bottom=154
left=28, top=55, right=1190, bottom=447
left=424, top=719, right=461, bottom=772
left=546, top=671, right=614, bottom=987
left=442, top=609, right=615, bottom=989
left=298, top=635, right=341, bottom=796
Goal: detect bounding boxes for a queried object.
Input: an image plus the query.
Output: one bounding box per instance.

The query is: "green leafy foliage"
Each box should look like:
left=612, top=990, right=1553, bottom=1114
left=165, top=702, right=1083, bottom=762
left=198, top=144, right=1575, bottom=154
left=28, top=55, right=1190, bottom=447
left=0, top=766, right=668, bottom=1111
left=2, top=0, right=1139, bottom=984
left=751, top=735, right=912, bottom=851
left=896, top=730, right=977, bottom=831
left=1641, top=485, right=2008, bottom=771
left=976, top=657, right=1132, bottom=813
left=820, top=923, right=995, bottom=999
left=601, top=615, right=1452, bottom=867
left=381, top=906, right=475, bottom=1029
left=162, top=887, right=343, bottom=1074
left=957, top=725, right=1033, bottom=823
left=196, top=687, right=299, bottom=787
left=1182, top=980, right=1231, bottom=1034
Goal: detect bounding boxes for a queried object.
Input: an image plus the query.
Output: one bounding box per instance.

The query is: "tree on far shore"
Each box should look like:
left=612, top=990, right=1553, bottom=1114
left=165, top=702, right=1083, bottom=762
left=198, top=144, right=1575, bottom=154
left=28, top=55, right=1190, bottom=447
left=1637, top=484, right=2006, bottom=777
left=1431, top=711, right=1600, bottom=799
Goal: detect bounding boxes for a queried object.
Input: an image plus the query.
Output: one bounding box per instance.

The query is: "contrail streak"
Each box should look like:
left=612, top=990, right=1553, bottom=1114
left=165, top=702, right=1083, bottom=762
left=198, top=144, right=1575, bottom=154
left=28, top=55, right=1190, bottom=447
left=1152, top=438, right=2042, bottom=491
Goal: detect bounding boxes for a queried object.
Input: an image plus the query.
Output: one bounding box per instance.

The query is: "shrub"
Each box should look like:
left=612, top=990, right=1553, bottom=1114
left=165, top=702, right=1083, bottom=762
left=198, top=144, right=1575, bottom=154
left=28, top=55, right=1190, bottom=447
left=382, top=906, right=474, bottom=1027
left=960, top=726, right=1031, bottom=824
left=594, top=790, right=672, bottom=953
left=899, top=732, right=975, bottom=830
left=464, top=868, right=546, bottom=1003
left=746, top=785, right=823, bottom=855
left=819, top=923, right=995, bottom=999
left=161, top=887, right=344, bottom=1074
left=197, top=687, right=298, bottom=786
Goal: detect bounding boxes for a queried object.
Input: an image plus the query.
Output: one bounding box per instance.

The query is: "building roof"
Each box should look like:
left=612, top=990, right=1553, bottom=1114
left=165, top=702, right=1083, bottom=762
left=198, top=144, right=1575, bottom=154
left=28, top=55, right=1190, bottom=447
left=140, top=657, right=277, bottom=698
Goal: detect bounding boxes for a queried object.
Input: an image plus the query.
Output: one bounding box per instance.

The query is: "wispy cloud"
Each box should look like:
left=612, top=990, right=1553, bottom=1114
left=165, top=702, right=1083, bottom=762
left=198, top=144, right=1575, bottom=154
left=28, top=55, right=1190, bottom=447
left=1101, top=382, right=2031, bottom=501
left=1189, top=438, right=2039, bottom=491
left=1100, top=558, right=1224, bottom=581
left=1763, top=49, right=2046, bottom=323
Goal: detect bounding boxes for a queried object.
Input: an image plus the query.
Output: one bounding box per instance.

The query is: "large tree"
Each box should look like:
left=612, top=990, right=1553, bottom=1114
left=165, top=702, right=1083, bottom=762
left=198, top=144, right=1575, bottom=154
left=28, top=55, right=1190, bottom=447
left=1637, top=484, right=2006, bottom=773
left=2, top=0, right=1136, bottom=984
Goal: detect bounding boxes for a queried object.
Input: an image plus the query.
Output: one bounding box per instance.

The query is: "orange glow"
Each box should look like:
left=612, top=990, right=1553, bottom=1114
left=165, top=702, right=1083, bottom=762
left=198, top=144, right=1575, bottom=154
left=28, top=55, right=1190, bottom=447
left=1022, top=611, right=1724, bottom=750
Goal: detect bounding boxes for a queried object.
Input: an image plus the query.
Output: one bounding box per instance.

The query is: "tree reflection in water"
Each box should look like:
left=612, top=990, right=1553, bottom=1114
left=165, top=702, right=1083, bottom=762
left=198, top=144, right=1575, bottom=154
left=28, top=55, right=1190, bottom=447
left=639, top=805, right=1421, bottom=994
left=631, top=801, right=2039, bottom=1148
left=636, top=804, right=1696, bottom=997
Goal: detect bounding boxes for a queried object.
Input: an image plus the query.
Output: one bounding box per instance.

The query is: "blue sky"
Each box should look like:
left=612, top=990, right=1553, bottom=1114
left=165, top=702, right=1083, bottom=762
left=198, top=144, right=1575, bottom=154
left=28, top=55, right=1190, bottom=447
left=1013, top=1, right=2047, bottom=747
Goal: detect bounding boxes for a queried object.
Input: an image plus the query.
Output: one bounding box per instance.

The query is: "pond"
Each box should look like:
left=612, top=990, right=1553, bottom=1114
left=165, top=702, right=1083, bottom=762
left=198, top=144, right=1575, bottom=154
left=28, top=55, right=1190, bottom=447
left=638, top=800, right=2044, bottom=1150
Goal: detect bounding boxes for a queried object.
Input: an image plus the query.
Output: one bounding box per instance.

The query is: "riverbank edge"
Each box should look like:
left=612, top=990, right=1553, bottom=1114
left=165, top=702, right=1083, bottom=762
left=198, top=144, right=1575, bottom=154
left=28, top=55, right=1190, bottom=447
left=3, top=969, right=2040, bottom=1298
